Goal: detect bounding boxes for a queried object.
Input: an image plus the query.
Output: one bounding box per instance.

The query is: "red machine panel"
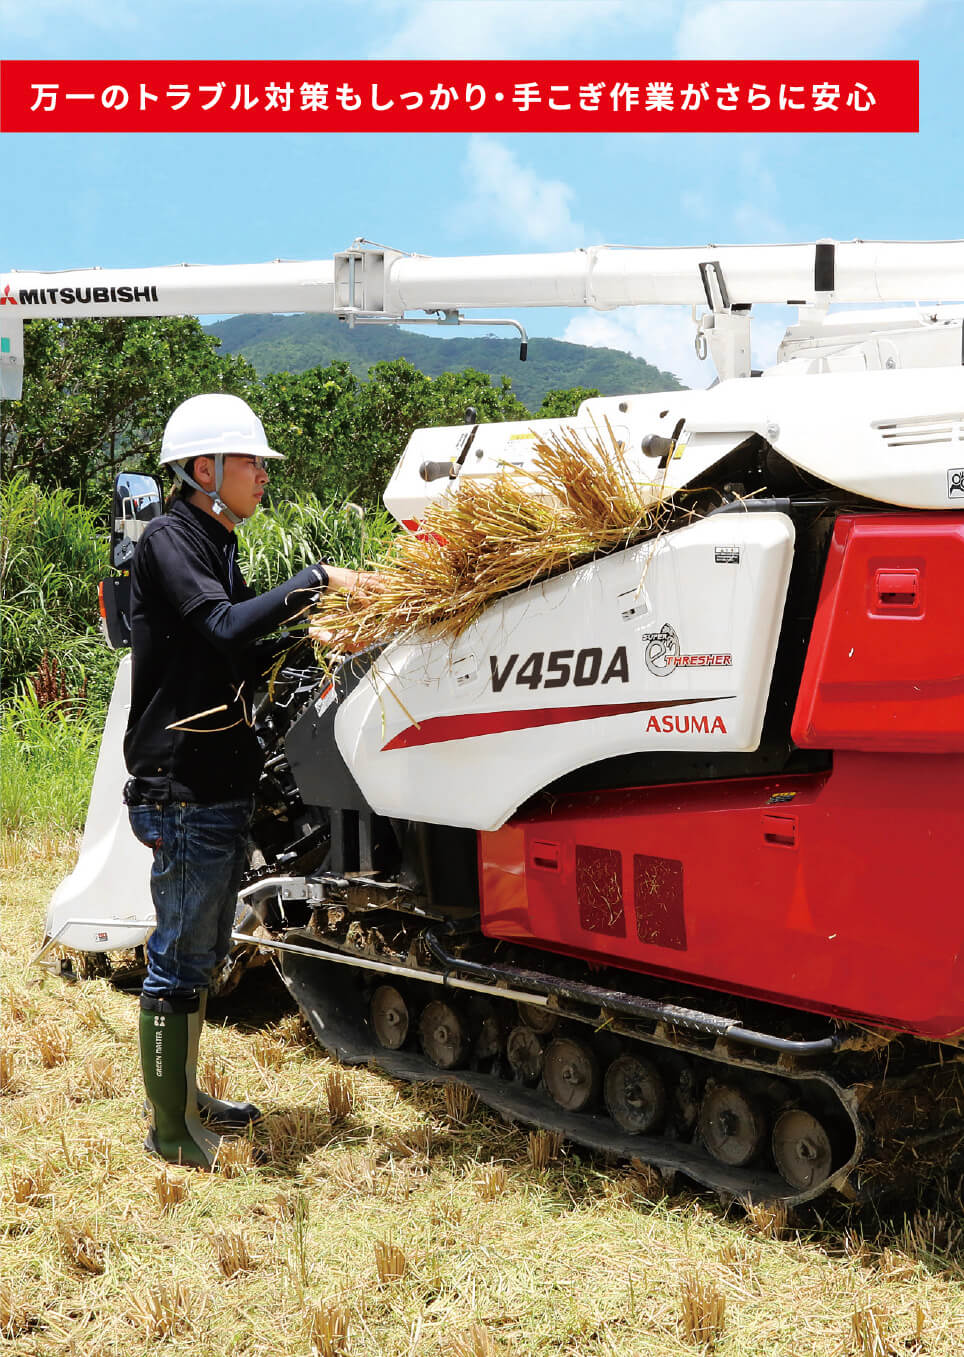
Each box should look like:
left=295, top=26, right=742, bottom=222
left=792, top=514, right=964, bottom=752
left=479, top=753, right=964, bottom=1040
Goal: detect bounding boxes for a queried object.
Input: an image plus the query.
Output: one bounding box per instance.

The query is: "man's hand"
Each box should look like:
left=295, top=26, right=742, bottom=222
left=323, top=567, right=388, bottom=603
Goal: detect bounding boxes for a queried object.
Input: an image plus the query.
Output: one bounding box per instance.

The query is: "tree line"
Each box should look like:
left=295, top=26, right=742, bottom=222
left=0, top=317, right=601, bottom=508
left=0, top=316, right=601, bottom=708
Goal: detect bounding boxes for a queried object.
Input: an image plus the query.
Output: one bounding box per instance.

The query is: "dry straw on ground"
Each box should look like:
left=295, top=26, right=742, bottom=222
left=309, top=420, right=694, bottom=653
left=527, top=1128, right=563, bottom=1172
left=475, top=1161, right=509, bottom=1201
left=8, top=1158, right=53, bottom=1206
left=211, top=1228, right=259, bottom=1278
left=306, top=1299, right=351, bottom=1356
left=373, top=1238, right=408, bottom=1284
left=850, top=1296, right=895, bottom=1357
left=444, top=1081, right=477, bottom=1125
left=36, top=1017, right=71, bottom=1067
left=199, top=1054, right=229, bottom=1100
left=76, top=1052, right=126, bottom=1099
left=153, top=1166, right=189, bottom=1210
left=56, top=1220, right=106, bottom=1275
left=679, top=1271, right=727, bottom=1348
left=743, top=1197, right=790, bottom=1239
left=4, top=850, right=964, bottom=1357
left=215, top=1134, right=257, bottom=1177
left=125, top=1282, right=199, bottom=1340
left=448, top=1321, right=509, bottom=1357
left=325, top=1068, right=357, bottom=1122
left=0, top=1281, right=36, bottom=1340
left=0, top=1048, right=16, bottom=1094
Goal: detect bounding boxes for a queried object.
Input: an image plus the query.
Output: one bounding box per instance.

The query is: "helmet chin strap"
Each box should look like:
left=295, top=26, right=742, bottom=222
left=173, top=455, right=242, bottom=526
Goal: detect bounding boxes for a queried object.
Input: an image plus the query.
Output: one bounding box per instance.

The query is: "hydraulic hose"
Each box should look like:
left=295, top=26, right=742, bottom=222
left=424, top=930, right=841, bottom=1056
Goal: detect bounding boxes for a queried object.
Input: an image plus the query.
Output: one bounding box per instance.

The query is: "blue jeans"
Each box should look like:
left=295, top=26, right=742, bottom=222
left=128, top=797, right=253, bottom=1003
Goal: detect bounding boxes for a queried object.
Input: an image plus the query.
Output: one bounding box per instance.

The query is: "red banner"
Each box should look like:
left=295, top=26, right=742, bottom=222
left=0, top=61, right=917, bottom=133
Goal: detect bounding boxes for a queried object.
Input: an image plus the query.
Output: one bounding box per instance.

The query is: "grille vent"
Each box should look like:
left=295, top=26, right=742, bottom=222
left=873, top=412, right=963, bottom=450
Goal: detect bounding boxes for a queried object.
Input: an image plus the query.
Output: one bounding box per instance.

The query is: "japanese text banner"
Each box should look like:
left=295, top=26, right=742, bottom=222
left=1, top=61, right=917, bottom=133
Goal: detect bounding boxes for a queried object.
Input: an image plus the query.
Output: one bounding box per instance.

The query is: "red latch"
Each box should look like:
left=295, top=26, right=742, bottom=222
left=762, top=814, right=797, bottom=848
left=529, top=840, right=560, bottom=872
left=874, top=568, right=921, bottom=612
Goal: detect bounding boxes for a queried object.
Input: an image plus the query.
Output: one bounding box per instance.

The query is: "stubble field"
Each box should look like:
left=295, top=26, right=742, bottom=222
left=2, top=838, right=962, bottom=1357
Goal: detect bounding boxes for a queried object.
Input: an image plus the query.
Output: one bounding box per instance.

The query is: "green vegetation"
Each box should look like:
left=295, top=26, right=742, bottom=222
left=205, top=311, right=686, bottom=410
left=0, top=691, right=102, bottom=838
left=0, top=317, right=637, bottom=512
left=0, top=318, right=255, bottom=500
left=256, top=358, right=532, bottom=504
left=0, top=474, right=115, bottom=706
left=237, top=493, right=398, bottom=595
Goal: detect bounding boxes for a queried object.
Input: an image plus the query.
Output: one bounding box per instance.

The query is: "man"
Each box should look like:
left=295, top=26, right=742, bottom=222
left=125, top=392, right=378, bottom=1168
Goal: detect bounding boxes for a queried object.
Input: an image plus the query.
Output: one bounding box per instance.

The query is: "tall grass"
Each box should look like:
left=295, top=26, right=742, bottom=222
left=0, top=686, right=101, bottom=837
left=238, top=492, right=398, bottom=593
left=0, top=473, right=116, bottom=707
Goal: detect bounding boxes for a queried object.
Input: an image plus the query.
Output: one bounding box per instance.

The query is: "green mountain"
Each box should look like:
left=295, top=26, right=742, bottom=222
left=203, top=313, right=686, bottom=409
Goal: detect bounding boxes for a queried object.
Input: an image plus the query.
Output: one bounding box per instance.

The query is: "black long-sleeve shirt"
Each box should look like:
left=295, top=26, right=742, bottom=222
left=124, top=498, right=326, bottom=802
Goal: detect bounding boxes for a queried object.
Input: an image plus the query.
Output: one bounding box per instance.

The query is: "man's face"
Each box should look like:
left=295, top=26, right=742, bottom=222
left=194, top=454, right=269, bottom=522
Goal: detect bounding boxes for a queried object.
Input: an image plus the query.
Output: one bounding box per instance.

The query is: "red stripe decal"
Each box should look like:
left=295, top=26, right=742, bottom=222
left=381, top=697, right=733, bottom=751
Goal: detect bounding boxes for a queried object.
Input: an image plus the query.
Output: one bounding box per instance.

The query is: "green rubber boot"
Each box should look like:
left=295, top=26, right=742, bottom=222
left=139, top=996, right=222, bottom=1169
left=195, top=991, right=262, bottom=1133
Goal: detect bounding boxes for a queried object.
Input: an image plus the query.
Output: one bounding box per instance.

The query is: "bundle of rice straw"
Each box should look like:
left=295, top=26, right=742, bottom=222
left=309, top=418, right=697, bottom=654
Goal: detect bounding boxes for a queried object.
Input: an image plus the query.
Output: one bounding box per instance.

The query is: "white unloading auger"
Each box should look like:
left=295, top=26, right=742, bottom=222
left=2, top=237, right=963, bottom=397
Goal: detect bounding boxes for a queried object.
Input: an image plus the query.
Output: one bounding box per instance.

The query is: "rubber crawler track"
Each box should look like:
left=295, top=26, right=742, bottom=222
left=276, top=930, right=866, bottom=1206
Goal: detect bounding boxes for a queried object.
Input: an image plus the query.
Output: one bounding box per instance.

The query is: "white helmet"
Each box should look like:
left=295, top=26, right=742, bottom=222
left=160, top=393, right=283, bottom=524
left=160, top=393, right=284, bottom=466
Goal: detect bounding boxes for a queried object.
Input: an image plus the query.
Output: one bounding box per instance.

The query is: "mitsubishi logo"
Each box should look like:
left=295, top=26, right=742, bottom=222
left=0, top=285, right=17, bottom=305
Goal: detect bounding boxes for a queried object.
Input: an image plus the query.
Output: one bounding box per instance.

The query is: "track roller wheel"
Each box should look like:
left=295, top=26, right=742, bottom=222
left=506, top=1024, right=544, bottom=1085
left=604, top=1054, right=666, bottom=1134
left=370, top=984, right=410, bottom=1050
left=671, top=1063, right=700, bottom=1135
left=419, top=1000, right=467, bottom=1069
left=475, top=1010, right=504, bottom=1062
left=516, top=1001, right=557, bottom=1034
left=544, top=1036, right=600, bottom=1113
left=698, top=1082, right=766, bottom=1167
left=772, top=1108, right=834, bottom=1190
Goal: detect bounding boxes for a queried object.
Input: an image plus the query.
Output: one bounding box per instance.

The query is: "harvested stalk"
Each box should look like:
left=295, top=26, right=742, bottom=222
left=310, top=420, right=696, bottom=654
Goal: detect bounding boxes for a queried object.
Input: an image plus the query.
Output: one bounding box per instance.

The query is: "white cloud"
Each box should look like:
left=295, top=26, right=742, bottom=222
left=563, top=302, right=795, bottom=386
left=373, top=0, right=674, bottom=59
left=456, top=136, right=589, bottom=247
left=675, top=0, right=930, bottom=59
left=0, top=0, right=137, bottom=38
left=564, top=307, right=709, bottom=387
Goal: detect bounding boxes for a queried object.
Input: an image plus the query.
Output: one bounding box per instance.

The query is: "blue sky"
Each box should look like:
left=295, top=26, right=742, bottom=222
left=1, top=0, right=960, bottom=384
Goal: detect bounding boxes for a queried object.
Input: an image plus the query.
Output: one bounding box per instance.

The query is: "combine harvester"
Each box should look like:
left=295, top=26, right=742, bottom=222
left=5, top=238, right=963, bottom=1205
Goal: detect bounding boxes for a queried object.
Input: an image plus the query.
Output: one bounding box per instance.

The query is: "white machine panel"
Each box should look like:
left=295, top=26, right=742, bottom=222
left=382, top=395, right=743, bottom=528
left=335, top=512, right=795, bottom=831
left=384, top=367, right=964, bottom=529
left=45, top=656, right=154, bottom=954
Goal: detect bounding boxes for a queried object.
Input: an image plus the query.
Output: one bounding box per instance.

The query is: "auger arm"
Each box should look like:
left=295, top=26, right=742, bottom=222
left=2, top=238, right=963, bottom=397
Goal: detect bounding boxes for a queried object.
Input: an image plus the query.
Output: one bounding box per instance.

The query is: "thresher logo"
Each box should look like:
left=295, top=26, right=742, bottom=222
left=948, top=468, right=964, bottom=499
left=642, top=624, right=681, bottom=677
left=0, top=285, right=17, bottom=305
left=642, top=624, right=732, bottom=676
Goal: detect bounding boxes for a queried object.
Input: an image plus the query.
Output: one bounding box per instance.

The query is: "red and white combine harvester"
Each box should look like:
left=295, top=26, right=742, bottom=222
left=5, top=239, right=963, bottom=1204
